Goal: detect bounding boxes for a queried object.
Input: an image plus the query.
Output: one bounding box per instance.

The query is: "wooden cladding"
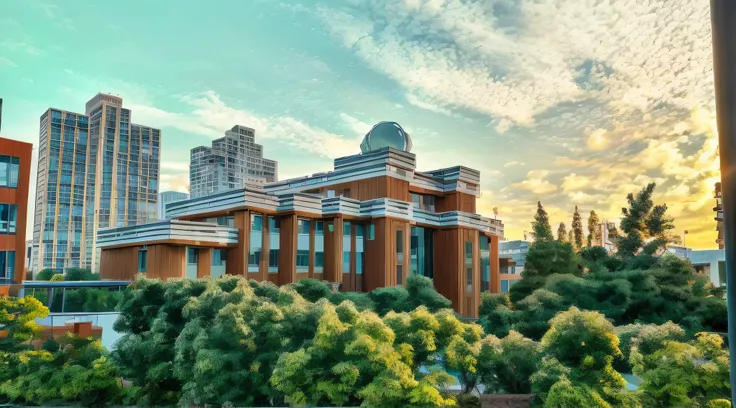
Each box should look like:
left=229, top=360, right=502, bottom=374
left=435, top=192, right=476, bottom=213
left=99, top=247, right=138, bottom=280
left=146, top=245, right=186, bottom=280
left=433, top=228, right=480, bottom=317
left=319, top=176, right=410, bottom=202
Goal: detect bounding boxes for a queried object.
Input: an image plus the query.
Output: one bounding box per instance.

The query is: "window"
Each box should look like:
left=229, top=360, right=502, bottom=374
left=297, top=219, right=310, bottom=272
left=138, top=248, right=147, bottom=273
left=368, top=224, right=375, bottom=240
left=343, top=221, right=351, bottom=273
left=0, top=204, right=7, bottom=233
left=9, top=157, right=19, bottom=188
left=315, top=221, right=324, bottom=273
left=0, top=156, right=7, bottom=187
left=465, top=241, right=473, bottom=294
left=0, top=251, right=13, bottom=283
left=356, top=225, right=365, bottom=275
left=410, top=226, right=434, bottom=278
left=0, top=156, right=19, bottom=188
left=249, top=214, right=262, bottom=272
left=411, top=193, right=421, bottom=209
left=396, top=229, right=404, bottom=285
left=187, top=247, right=198, bottom=264
left=410, top=192, right=437, bottom=212
left=268, top=216, right=280, bottom=273
left=500, top=280, right=515, bottom=293
left=480, top=236, right=490, bottom=292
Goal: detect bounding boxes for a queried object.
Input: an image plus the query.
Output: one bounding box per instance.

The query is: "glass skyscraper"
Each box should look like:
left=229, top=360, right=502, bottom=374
left=189, top=125, right=277, bottom=198
left=32, top=93, right=161, bottom=272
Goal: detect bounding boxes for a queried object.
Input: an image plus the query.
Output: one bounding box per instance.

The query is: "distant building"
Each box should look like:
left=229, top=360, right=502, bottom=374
left=594, top=220, right=617, bottom=252
left=666, top=245, right=725, bottom=287
left=715, top=182, right=723, bottom=249
left=159, top=191, right=189, bottom=219
left=32, top=93, right=161, bottom=273
left=189, top=125, right=277, bottom=198
left=499, top=240, right=528, bottom=292
left=0, top=98, right=3, bottom=133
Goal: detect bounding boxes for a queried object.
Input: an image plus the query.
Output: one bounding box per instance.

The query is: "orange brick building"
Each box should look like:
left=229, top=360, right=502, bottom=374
left=0, top=137, right=32, bottom=284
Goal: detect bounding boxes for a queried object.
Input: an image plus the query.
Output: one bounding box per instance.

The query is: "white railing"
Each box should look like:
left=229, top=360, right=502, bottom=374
left=98, top=220, right=238, bottom=247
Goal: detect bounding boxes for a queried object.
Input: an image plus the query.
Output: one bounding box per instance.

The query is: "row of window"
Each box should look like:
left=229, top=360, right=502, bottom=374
left=0, top=156, right=21, bottom=188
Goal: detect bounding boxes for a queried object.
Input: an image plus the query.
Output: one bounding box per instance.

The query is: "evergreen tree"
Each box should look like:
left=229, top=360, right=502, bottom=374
left=556, top=223, right=567, bottom=242
left=567, top=229, right=574, bottom=244
left=587, top=210, right=601, bottom=247
left=572, top=206, right=584, bottom=251
left=531, top=201, right=554, bottom=242
left=617, top=183, right=675, bottom=257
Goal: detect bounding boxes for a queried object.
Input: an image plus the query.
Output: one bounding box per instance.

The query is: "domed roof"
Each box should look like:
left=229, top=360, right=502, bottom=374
left=360, top=121, right=412, bottom=154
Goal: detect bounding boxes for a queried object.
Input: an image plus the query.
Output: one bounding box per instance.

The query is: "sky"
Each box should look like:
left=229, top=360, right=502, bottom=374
left=0, top=0, right=721, bottom=249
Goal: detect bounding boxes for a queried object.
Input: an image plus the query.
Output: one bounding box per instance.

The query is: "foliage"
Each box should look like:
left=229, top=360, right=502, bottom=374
left=35, top=268, right=55, bottom=281
left=509, top=239, right=581, bottom=303
left=478, top=292, right=516, bottom=338
left=64, top=267, right=100, bottom=281
left=588, top=210, right=601, bottom=247
left=543, top=376, right=612, bottom=408
left=571, top=206, right=584, bottom=251
left=478, top=331, right=543, bottom=394
left=532, top=201, right=554, bottom=242
left=1, top=334, right=123, bottom=407
left=631, top=333, right=730, bottom=407
left=556, top=222, right=567, bottom=242
left=442, top=317, right=484, bottom=395
left=0, top=296, right=48, bottom=349
left=272, top=300, right=456, bottom=407
left=616, top=183, right=675, bottom=257
left=50, top=273, right=64, bottom=281
left=613, top=321, right=685, bottom=372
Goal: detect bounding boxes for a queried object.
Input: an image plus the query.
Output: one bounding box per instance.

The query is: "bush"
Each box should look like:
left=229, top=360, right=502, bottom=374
left=35, top=269, right=55, bottom=281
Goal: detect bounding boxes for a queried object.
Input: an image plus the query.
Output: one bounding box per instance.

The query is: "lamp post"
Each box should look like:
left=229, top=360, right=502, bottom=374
left=709, top=0, right=736, bottom=401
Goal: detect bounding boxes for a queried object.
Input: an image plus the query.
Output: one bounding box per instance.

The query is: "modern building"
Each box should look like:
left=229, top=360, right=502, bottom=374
left=97, top=122, right=505, bottom=317
left=666, top=245, right=725, bottom=286
left=498, top=240, right=528, bottom=291
left=32, top=93, right=161, bottom=273
left=159, top=191, right=189, bottom=219
left=0, top=98, right=3, bottom=133
left=715, top=182, right=723, bottom=249
left=0, top=137, right=32, bottom=284
left=25, top=239, right=32, bottom=275
left=189, top=125, right=277, bottom=199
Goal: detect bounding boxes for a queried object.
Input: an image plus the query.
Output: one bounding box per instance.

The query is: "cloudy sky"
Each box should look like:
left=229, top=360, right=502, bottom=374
left=0, top=0, right=721, bottom=248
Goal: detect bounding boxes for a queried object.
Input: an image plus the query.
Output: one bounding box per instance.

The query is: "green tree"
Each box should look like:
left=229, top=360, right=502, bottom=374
left=631, top=333, right=730, bottom=407
left=443, top=319, right=484, bottom=395
left=616, top=183, right=675, bottom=257
left=35, top=269, right=55, bottom=281
left=478, top=292, right=518, bottom=338
left=557, top=222, right=567, bottom=242
left=64, top=267, right=100, bottom=281
left=0, top=296, right=48, bottom=349
left=478, top=331, right=543, bottom=394
left=532, top=201, right=554, bottom=242
left=49, top=273, right=64, bottom=282
left=572, top=206, right=584, bottom=251
left=508, top=240, right=580, bottom=303
left=588, top=210, right=601, bottom=247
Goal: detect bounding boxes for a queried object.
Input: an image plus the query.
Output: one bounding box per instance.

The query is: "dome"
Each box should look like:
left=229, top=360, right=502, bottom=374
left=360, top=121, right=412, bottom=154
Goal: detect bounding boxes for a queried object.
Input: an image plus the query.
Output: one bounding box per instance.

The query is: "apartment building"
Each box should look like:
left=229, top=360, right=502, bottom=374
left=0, top=137, right=32, bottom=284
left=189, top=125, right=277, bottom=198
left=32, top=93, right=160, bottom=273
left=97, top=122, right=504, bottom=317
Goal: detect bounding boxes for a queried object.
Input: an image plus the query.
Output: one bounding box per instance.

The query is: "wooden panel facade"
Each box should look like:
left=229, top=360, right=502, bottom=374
left=0, top=138, right=32, bottom=284
left=99, top=247, right=139, bottom=280
left=363, top=218, right=389, bottom=291
left=490, top=235, right=501, bottom=293
left=279, top=214, right=297, bottom=284
left=197, top=248, right=212, bottom=278
left=318, top=176, right=410, bottom=202
left=435, top=192, right=477, bottom=213
left=146, top=245, right=186, bottom=280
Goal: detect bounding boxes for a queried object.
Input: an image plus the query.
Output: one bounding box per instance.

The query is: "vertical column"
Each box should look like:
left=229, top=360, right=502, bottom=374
left=278, top=214, right=297, bottom=284
left=490, top=235, right=500, bottom=293
left=308, top=220, right=316, bottom=278
left=324, top=217, right=343, bottom=284
left=197, top=247, right=212, bottom=278
left=227, top=210, right=249, bottom=276
left=261, top=215, right=270, bottom=282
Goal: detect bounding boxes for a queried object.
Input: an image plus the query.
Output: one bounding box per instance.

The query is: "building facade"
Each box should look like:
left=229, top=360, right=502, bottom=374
left=159, top=191, right=189, bottom=219
left=32, top=93, right=160, bottom=273
left=498, top=240, right=527, bottom=290
left=98, top=126, right=504, bottom=317
left=189, top=125, right=277, bottom=198
left=715, top=182, right=723, bottom=249
left=0, top=138, right=32, bottom=284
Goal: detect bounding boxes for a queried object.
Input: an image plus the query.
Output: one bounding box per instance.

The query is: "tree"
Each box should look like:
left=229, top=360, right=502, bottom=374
left=617, top=183, right=675, bottom=257
left=508, top=240, right=580, bottom=303
left=478, top=331, right=543, bottom=394
left=35, top=269, right=55, bottom=281
left=64, top=267, right=99, bottom=281
left=567, top=229, right=574, bottom=244
left=572, top=206, right=584, bottom=251
left=532, top=201, right=554, bottom=242
left=631, top=333, right=730, bottom=407
left=557, top=223, right=568, bottom=242
left=588, top=210, right=601, bottom=247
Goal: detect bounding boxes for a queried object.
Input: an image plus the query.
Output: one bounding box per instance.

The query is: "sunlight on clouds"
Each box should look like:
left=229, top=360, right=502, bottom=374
left=586, top=128, right=609, bottom=151
left=510, top=170, right=558, bottom=195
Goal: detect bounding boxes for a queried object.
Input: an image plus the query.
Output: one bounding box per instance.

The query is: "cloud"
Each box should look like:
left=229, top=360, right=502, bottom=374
left=0, top=57, right=17, bottom=68
left=586, top=128, right=609, bottom=151
left=339, top=112, right=372, bottom=135
left=0, top=39, right=43, bottom=55
left=510, top=169, right=558, bottom=195
left=161, top=161, right=189, bottom=172
left=504, top=160, right=525, bottom=168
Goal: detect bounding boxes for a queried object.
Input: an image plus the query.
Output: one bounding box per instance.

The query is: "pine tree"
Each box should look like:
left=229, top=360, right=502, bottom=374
left=568, top=229, right=574, bottom=244
left=557, top=223, right=568, bottom=242
left=531, top=201, right=554, bottom=242
left=572, top=206, right=584, bottom=251
left=587, top=210, right=601, bottom=247
left=617, top=183, right=675, bottom=256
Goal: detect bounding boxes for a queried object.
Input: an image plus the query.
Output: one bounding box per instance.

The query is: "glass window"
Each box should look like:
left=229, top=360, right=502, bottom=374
left=9, top=157, right=19, bottom=188
left=268, top=217, right=280, bottom=273
left=396, top=229, right=404, bottom=285
left=8, top=205, right=16, bottom=234
left=501, top=280, right=509, bottom=293
left=465, top=241, right=473, bottom=294
left=411, top=193, right=421, bottom=209
left=480, top=236, right=490, bottom=292
left=423, top=195, right=436, bottom=212
left=356, top=225, right=365, bottom=275
left=343, top=221, right=351, bottom=273
left=0, top=156, right=8, bottom=187
left=0, top=204, right=8, bottom=233
left=0, top=251, right=5, bottom=279
left=5, top=251, right=13, bottom=282
left=410, top=226, right=434, bottom=278
left=315, top=221, right=324, bottom=273
left=368, top=224, right=375, bottom=240
left=138, top=249, right=147, bottom=273
left=249, top=214, right=262, bottom=272
left=187, top=247, right=198, bottom=264
left=297, top=219, right=310, bottom=272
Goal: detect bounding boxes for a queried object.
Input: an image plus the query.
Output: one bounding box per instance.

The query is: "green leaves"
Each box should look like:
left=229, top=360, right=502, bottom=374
left=532, top=201, right=554, bottom=242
